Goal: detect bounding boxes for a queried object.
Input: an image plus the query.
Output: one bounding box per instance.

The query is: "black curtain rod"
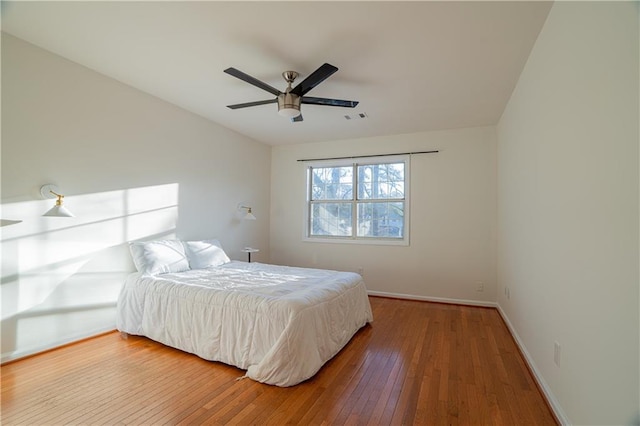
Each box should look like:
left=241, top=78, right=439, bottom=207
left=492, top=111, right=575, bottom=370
left=297, top=150, right=439, bottom=162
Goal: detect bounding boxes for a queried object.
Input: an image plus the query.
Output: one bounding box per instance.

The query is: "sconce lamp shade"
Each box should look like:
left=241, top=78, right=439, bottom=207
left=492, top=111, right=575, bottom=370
left=40, top=184, right=75, bottom=217
left=238, top=204, right=256, bottom=220
left=43, top=204, right=75, bottom=217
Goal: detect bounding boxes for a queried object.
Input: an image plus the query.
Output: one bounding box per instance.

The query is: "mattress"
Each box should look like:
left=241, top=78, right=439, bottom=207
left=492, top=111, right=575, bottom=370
left=116, top=261, right=373, bottom=386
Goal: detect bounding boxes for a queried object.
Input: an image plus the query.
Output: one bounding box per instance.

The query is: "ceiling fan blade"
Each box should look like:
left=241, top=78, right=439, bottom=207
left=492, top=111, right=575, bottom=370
left=301, top=97, right=359, bottom=108
left=224, top=68, right=282, bottom=96
left=291, top=114, right=304, bottom=123
left=290, top=63, right=339, bottom=97
left=227, top=99, right=277, bottom=109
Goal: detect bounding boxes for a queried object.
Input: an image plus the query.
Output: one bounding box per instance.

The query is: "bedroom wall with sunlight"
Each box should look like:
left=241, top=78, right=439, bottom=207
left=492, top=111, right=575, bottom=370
left=1, top=184, right=179, bottom=359
left=1, top=34, right=271, bottom=361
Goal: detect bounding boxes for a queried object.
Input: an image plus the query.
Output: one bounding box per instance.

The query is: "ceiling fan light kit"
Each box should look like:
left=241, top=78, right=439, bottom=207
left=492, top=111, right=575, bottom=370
left=225, top=63, right=358, bottom=122
left=277, top=94, right=301, bottom=118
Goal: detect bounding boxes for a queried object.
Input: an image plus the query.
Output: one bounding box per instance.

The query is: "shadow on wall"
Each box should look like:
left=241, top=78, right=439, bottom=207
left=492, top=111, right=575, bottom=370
left=0, top=183, right=179, bottom=362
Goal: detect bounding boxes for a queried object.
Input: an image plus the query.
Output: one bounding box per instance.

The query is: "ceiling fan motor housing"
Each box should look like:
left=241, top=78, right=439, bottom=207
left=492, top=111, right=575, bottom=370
left=277, top=92, right=301, bottom=118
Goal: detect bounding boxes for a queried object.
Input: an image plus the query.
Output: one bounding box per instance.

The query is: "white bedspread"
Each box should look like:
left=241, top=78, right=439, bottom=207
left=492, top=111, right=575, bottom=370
left=116, top=261, right=373, bottom=386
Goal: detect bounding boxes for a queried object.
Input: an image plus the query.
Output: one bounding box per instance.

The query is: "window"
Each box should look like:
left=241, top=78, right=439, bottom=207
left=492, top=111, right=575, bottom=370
left=305, top=156, right=409, bottom=245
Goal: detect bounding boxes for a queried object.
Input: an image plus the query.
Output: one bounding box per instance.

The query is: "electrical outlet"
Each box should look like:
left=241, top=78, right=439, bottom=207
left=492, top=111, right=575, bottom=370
left=554, top=341, right=561, bottom=367
left=357, top=267, right=364, bottom=276
left=506, top=287, right=510, bottom=300
left=476, top=281, right=484, bottom=292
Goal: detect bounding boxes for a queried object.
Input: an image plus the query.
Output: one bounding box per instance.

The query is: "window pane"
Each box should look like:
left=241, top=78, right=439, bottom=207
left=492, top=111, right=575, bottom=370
left=310, top=203, right=353, bottom=236
left=357, top=163, right=405, bottom=200
left=357, top=202, right=404, bottom=238
left=311, top=167, right=353, bottom=200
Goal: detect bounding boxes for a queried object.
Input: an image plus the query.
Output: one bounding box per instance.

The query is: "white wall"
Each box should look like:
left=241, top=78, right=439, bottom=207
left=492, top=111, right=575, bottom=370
left=271, top=127, right=497, bottom=304
left=496, top=2, right=639, bottom=425
left=1, top=34, right=270, bottom=361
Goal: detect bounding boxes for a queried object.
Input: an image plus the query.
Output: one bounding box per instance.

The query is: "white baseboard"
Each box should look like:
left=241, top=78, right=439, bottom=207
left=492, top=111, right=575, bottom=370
left=496, top=305, right=570, bottom=426
left=367, top=290, right=497, bottom=308
left=1, top=326, right=115, bottom=364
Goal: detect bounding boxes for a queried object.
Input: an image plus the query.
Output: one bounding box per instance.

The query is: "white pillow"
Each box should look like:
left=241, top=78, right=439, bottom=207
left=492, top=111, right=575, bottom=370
left=129, top=240, right=190, bottom=275
left=182, top=239, right=230, bottom=269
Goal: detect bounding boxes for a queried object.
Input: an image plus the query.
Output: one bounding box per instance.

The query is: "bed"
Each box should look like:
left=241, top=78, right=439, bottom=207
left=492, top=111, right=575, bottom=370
left=116, top=239, right=373, bottom=387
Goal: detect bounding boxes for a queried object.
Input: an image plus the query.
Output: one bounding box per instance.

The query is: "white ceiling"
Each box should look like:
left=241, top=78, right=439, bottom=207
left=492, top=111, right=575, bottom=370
left=2, top=1, right=552, bottom=146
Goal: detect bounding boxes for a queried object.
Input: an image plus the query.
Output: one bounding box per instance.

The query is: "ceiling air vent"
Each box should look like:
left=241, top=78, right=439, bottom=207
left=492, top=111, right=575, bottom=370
left=344, top=112, right=368, bottom=120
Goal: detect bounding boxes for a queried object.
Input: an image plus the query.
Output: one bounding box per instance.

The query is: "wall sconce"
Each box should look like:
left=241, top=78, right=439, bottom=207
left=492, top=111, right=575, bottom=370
left=40, top=184, right=75, bottom=217
left=238, top=204, right=256, bottom=221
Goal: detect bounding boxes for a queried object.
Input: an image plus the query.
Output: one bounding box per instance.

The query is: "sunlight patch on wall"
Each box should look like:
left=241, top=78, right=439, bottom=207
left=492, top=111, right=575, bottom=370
left=0, top=183, right=179, bottom=360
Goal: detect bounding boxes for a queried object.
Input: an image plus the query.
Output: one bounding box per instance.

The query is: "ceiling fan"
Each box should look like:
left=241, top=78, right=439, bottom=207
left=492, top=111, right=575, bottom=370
left=224, top=63, right=359, bottom=122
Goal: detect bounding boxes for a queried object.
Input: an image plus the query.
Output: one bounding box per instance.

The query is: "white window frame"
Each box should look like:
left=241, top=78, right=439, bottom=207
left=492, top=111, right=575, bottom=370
left=303, top=155, right=410, bottom=246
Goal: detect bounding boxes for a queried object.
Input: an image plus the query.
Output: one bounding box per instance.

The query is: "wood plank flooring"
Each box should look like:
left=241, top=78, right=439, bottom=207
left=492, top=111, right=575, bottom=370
left=1, top=297, right=558, bottom=425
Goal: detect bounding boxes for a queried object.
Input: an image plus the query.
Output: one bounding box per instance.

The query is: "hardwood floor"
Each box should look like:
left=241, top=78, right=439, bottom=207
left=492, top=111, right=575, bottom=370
left=1, top=297, right=557, bottom=425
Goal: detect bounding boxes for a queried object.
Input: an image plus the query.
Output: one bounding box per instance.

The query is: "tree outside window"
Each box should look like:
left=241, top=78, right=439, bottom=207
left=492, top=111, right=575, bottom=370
left=306, top=157, right=408, bottom=244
